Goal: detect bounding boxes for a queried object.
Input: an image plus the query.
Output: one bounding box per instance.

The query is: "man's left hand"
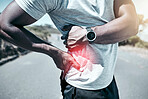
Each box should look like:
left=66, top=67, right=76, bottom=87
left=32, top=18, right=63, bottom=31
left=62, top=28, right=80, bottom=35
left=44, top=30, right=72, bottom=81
left=66, top=26, right=88, bottom=50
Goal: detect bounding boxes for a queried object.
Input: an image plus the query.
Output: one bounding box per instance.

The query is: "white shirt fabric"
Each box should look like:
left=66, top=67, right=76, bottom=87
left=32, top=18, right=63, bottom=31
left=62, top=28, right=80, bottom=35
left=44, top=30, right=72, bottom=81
left=15, top=0, right=118, bottom=90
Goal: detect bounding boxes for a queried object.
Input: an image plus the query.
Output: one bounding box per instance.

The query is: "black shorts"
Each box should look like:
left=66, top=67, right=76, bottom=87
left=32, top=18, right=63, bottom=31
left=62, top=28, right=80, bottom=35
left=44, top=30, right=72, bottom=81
left=60, top=74, right=119, bottom=99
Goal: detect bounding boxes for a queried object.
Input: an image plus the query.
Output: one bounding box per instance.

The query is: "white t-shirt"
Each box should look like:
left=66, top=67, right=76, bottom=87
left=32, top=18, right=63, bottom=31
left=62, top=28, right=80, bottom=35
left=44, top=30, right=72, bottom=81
left=15, top=0, right=118, bottom=90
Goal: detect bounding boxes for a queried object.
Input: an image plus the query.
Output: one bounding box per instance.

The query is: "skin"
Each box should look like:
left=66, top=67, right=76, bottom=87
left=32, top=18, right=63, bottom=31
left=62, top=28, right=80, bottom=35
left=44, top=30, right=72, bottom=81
left=0, top=1, right=80, bottom=74
left=66, top=0, right=139, bottom=49
left=0, top=0, right=138, bottom=72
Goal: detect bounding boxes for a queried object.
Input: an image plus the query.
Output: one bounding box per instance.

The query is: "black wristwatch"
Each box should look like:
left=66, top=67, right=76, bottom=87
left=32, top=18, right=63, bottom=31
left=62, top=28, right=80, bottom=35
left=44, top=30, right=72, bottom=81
left=84, top=27, right=96, bottom=42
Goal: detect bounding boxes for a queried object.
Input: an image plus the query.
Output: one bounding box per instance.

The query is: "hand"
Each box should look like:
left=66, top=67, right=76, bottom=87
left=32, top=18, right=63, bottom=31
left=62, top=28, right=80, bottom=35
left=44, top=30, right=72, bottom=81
left=66, top=26, right=88, bottom=50
left=52, top=50, right=80, bottom=75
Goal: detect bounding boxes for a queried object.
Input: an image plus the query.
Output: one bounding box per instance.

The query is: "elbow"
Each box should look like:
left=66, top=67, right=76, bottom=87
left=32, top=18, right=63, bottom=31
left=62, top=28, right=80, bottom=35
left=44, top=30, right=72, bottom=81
left=0, top=14, right=14, bottom=41
left=0, top=15, right=7, bottom=33
left=132, top=16, right=139, bottom=35
left=0, top=16, right=5, bottom=38
left=0, top=15, right=2, bottom=34
left=0, top=15, right=12, bottom=35
left=133, top=25, right=139, bottom=36
left=127, top=15, right=139, bottom=36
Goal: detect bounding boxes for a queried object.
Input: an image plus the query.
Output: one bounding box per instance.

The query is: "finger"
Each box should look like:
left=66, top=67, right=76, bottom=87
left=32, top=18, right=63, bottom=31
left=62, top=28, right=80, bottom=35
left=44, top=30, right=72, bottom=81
left=62, top=24, right=73, bottom=31
left=67, top=43, right=78, bottom=49
left=64, top=65, right=70, bottom=74
left=61, top=36, right=65, bottom=40
left=61, top=35, right=68, bottom=40
left=69, top=26, right=82, bottom=33
left=71, top=59, right=81, bottom=71
left=62, top=62, right=72, bottom=79
left=63, top=40, right=67, bottom=45
left=67, top=44, right=84, bottom=52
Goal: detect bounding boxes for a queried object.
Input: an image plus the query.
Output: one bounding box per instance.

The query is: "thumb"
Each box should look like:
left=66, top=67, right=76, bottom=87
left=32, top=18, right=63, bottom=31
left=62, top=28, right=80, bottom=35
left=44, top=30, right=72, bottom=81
left=71, top=59, right=81, bottom=71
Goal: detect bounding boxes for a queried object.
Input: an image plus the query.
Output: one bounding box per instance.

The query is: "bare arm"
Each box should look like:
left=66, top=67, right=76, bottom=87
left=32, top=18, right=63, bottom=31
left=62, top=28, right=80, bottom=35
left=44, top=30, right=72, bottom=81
left=0, top=1, right=54, bottom=54
left=0, top=1, right=80, bottom=71
left=66, top=0, right=139, bottom=49
left=92, top=0, right=139, bottom=44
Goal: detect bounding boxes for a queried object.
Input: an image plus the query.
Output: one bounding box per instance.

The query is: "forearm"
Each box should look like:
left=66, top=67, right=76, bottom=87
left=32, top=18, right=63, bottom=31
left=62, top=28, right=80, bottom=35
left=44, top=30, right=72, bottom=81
left=22, top=27, right=51, bottom=45
left=0, top=24, right=60, bottom=58
left=93, top=15, right=139, bottom=44
left=92, top=0, right=139, bottom=44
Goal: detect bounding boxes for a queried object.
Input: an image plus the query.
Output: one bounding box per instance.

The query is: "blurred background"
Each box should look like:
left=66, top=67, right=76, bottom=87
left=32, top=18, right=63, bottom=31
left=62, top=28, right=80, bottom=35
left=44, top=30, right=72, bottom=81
left=0, top=0, right=148, bottom=99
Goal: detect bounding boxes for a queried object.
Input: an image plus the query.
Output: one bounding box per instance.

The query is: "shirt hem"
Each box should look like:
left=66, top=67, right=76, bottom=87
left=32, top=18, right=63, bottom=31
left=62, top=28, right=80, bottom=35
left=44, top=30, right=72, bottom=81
left=65, top=76, right=114, bottom=90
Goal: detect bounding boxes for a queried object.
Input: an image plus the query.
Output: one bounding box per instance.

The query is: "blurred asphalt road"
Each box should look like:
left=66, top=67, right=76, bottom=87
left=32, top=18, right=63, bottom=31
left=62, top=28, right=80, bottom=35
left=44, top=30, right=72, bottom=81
left=115, top=47, right=148, bottom=99
left=0, top=34, right=148, bottom=99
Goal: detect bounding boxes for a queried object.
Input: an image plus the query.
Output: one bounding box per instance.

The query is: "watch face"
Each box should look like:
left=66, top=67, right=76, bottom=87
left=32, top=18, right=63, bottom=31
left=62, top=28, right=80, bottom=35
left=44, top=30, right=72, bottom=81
left=87, top=32, right=95, bottom=40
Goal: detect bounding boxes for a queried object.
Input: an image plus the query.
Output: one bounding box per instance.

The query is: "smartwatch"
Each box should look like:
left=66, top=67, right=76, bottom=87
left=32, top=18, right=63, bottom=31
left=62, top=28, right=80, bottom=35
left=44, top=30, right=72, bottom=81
left=85, top=27, right=96, bottom=42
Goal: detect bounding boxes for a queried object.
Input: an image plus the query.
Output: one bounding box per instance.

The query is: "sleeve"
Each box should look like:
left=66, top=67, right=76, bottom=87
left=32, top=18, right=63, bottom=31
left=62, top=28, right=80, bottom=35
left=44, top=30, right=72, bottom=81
left=15, top=0, right=55, bottom=20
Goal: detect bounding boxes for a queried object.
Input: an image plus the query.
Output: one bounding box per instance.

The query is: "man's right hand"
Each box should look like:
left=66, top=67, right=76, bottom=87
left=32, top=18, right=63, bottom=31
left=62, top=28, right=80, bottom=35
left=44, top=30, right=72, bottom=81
left=52, top=50, right=80, bottom=73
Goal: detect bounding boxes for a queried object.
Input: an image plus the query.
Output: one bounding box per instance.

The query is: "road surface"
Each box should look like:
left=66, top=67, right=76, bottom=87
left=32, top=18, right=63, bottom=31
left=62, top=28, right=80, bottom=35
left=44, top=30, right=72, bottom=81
left=115, top=47, right=148, bottom=99
left=0, top=34, right=148, bottom=99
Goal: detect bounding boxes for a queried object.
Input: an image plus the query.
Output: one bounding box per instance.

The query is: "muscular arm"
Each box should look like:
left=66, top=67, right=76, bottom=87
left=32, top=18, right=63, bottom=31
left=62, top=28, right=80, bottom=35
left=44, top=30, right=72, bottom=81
left=0, top=1, right=80, bottom=71
left=0, top=1, right=57, bottom=55
left=66, top=0, right=139, bottom=48
left=92, top=0, right=139, bottom=44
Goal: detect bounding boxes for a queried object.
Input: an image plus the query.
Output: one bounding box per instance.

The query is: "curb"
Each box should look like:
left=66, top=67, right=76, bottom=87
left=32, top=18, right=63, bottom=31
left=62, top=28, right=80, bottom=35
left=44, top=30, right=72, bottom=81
left=0, top=55, right=19, bottom=66
left=0, top=51, right=30, bottom=66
